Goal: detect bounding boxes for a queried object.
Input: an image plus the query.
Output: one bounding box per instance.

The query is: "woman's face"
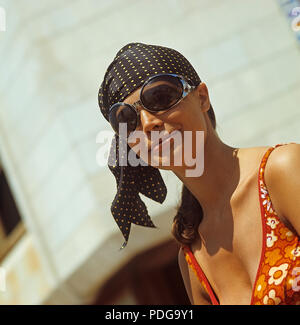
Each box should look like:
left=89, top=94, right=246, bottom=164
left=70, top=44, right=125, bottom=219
left=122, top=81, right=211, bottom=171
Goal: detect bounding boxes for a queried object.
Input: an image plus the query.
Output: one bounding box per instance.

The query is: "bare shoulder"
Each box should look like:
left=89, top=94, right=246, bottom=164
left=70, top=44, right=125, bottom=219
left=262, top=143, right=300, bottom=226
left=236, top=145, right=272, bottom=174
left=263, top=143, right=300, bottom=194
left=178, top=246, right=211, bottom=305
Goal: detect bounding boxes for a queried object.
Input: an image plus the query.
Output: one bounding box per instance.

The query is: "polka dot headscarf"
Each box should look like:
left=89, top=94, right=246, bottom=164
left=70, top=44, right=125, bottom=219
left=98, top=42, right=201, bottom=249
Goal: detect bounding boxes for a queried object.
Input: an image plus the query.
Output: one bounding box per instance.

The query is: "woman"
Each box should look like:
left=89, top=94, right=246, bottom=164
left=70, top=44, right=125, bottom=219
left=98, top=42, right=300, bottom=305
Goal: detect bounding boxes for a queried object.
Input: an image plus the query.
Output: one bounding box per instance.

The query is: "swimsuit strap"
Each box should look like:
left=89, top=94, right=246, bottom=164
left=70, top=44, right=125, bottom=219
left=251, top=142, right=300, bottom=305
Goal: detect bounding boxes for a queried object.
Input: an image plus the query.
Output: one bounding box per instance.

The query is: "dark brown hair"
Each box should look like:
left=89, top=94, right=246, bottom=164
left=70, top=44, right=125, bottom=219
left=171, top=105, right=217, bottom=246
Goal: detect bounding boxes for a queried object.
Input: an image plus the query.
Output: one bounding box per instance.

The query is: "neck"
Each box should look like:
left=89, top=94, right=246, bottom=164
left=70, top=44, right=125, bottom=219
left=173, top=130, right=241, bottom=219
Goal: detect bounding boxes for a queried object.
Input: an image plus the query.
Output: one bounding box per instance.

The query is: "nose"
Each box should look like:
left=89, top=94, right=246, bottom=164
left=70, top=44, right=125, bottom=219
left=140, top=109, right=164, bottom=134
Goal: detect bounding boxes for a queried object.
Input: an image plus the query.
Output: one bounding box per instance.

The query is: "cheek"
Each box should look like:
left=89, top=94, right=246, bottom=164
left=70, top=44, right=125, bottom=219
left=165, top=101, right=201, bottom=128
left=174, top=107, right=207, bottom=149
left=166, top=109, right=195, bottom=131
left=160, top=109, right=185, bottom=128
left=183, top=108, right=206, bottom=130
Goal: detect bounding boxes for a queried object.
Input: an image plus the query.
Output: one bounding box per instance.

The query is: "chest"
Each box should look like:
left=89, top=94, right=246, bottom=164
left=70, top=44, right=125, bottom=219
left=191, top=176, right=264, bottom=304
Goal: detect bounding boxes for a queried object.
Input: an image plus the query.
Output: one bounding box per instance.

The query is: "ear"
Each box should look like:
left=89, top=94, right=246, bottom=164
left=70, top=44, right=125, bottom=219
left=196, top=82, right=211, bottom=113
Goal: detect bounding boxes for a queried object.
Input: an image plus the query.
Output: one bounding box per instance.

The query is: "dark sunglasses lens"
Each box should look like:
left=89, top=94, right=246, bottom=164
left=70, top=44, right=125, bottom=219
left=140, top=75, right=183, bottom=111
left=109, top=103, right=137, bottom=136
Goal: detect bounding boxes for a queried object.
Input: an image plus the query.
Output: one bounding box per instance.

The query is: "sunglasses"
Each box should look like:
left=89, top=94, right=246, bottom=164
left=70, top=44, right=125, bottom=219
left=108, top=73, right=196, bottom=137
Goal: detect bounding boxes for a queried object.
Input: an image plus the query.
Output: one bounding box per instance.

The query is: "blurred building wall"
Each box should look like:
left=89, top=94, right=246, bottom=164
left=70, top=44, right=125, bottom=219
left=0, top=0, right=300, bottom=304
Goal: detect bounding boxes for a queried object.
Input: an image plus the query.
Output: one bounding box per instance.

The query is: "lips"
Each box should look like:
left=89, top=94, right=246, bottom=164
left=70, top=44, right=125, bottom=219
left=148, top=130, right=179, bottom=152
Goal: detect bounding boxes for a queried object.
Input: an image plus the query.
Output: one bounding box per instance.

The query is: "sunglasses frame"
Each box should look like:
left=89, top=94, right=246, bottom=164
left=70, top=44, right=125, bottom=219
left=108, top=73, right=197, bottom=134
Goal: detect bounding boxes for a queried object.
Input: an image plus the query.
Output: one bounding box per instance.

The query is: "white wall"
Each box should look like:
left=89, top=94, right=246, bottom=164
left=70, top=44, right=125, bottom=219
left=0, top=0, right=299, bottom=304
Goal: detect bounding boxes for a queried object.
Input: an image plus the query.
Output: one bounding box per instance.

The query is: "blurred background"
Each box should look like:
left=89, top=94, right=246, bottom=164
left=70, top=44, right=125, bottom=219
left=0, top=0, right=300, bottom=305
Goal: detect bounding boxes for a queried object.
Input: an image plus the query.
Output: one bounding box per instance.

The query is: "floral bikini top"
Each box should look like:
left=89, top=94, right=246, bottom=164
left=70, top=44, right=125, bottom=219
left=182, top=143, right=300, bottom=305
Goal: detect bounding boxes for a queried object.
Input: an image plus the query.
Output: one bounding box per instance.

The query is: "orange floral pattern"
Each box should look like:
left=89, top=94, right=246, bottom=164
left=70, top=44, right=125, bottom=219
left=182, top=143, right=300, bottom=305
left=251, top=143, right=300, bottom=305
